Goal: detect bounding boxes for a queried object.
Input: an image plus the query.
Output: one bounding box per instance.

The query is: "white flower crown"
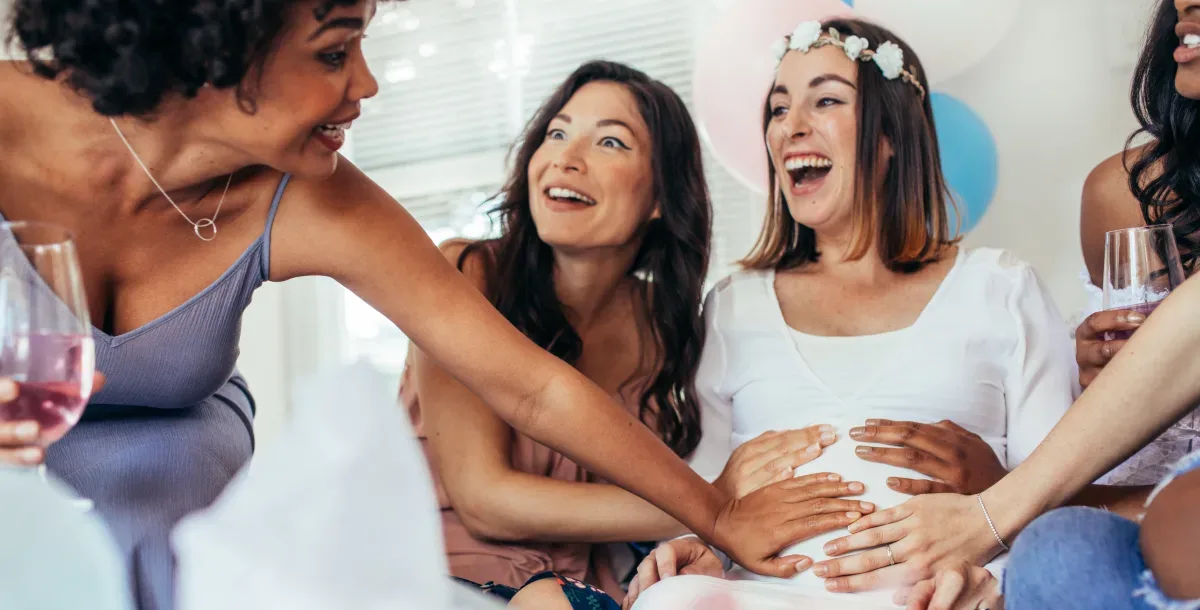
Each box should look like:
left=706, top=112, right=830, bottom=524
left=771, top=21, right=926, bottom=99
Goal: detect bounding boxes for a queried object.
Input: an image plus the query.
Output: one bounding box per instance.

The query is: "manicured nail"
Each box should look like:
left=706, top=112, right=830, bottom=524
left=823, top=542, right=839, bottom=554
left=14, top=422, right=38, bottom=441
left=846, top=512, right=861, bottom=519
left=849, top=427, right=865, bottom=439
left=848, top=482, right=864, bottom=492
left=827, top=474, right=841, bottom=482
left=1122, top=312, right=1145, bottom=323
left=855, top=446, right=870, bottom=456
left=805, top=443, right=820, bottom=454
left=865, top=419, right=881, bottom=426
left=794, top=557, right=813, bottom=572
left=859, top=502, right=874, bottom=511
left=887, top=477, right=900, bottom=487
left=818, top=424, right=834, bottom=433
left=813, top=564, right=828, bottom=577
left=820, top=431, right=835, bottom=443
left=825, top=579, right=840, bottom=591
left=21, top=448, right=41, bottom=464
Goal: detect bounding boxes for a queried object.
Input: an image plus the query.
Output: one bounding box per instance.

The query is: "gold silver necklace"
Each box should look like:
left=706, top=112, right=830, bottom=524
left=109, top=119, right=232, bottom=241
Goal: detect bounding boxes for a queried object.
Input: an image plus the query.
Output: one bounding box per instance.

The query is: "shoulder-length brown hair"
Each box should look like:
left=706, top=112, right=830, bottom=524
left=741, top=18, right=958, bottom=273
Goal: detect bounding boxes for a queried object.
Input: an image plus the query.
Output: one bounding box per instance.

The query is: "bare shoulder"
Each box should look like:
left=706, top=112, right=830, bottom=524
left=1081, top=148, right=1150, bottom=284
left=436, top=238, right=492, bottom=294
left=267, top=157, right=432, bottom=281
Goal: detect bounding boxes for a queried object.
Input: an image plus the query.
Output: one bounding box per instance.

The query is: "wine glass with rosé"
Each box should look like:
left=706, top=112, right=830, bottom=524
left=1102, top=225, right=1187, bottom=340
left=0, top=221, right=95, bottom=497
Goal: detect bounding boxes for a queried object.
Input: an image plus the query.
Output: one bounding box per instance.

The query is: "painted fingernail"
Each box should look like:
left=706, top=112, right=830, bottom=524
left=813, top=564, right=828, bottom=577
left=14, top=422, right=38, bottom=441
left=887, top=477, right=900, bottom=487
left=859, top=502, right=874, bottom=511
left=21, top=448, right=41, bottom=464
left=849, top=427, right=865, bottom=438
left=827, top=474, right=841, bottom=482
left=805, top=443, right=820, bottom=454
left=855, top=446, right=870, bottom=456
left=820, top=431, right=835, bottom=443
left=848, top=482, right=864, bottom=492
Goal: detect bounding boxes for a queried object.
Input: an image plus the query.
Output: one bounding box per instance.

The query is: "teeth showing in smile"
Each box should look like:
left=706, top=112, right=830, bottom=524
left=784, top=155, right=833, bottom=170
left=1186, top=34, right=1200, bottom=48
left=315, top=123, right=350, bottom=145
left=546, top=187, right=596, bottom=205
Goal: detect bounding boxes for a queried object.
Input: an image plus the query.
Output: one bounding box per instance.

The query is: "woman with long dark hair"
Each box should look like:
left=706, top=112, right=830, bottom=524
left=0, top=2, right=837, bottom=607
left=407, top=60, right=854, bottom=610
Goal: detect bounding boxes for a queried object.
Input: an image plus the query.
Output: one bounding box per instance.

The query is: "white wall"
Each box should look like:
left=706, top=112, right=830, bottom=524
left=955, top=0, right=1156, bottom=318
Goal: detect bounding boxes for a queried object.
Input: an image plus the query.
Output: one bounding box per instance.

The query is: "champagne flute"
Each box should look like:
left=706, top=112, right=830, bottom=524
left=1102, top=224, right=1186, bottom=340
left=0, top=221, right=95, bottom=506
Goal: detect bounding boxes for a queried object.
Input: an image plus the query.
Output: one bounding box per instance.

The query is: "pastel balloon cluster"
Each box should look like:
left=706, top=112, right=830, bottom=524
left=695, top=0, right=1020, bottom=234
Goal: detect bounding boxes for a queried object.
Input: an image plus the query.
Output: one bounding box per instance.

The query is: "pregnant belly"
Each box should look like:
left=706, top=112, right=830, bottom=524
left=728, top=436, right=933, bottom=606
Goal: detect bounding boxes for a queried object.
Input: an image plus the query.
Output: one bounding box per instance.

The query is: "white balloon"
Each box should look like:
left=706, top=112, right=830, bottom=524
left=854, top=0, right=1024, bottom=85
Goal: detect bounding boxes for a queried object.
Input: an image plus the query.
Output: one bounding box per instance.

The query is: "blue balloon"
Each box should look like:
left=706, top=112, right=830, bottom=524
left=930, top=93, right=997, bottom=236
left=842, top=0, right=854, bottom=6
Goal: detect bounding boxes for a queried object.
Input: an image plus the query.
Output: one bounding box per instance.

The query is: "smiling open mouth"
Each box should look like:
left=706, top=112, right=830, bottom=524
left=545, top=187, right=597, bottom=206
left=786, top=155, right=833, bottom=189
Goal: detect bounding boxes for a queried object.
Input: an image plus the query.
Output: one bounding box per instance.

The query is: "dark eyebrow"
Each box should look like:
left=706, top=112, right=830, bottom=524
left=810, top=74, right=856, bottom=89
left=308, top=17, right=365, bottom=41
left=552, top=114, right=572, bottom=123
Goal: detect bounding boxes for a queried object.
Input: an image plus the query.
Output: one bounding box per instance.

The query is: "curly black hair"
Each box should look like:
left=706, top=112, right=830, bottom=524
left=6, top=0, right=363, bottom=116
left=1127, top=0, right=1200, bottom=274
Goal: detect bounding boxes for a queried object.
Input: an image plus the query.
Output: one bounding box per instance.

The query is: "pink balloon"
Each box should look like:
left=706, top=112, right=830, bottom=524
left=694, top=0, right=855, bottom=194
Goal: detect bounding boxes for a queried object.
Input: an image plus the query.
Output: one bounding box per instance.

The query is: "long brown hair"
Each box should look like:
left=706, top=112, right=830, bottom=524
left=460, top=61, right=712, bottom=458
left=741, top=18, right=957, bottom=273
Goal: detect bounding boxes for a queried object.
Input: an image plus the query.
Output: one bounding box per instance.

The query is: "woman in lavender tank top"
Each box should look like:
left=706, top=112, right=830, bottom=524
left=0, top=1, right=846, bottom=609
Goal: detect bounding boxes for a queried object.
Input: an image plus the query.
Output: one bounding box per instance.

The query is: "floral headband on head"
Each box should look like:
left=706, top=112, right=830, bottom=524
left=771, top=21, right=926, bottom=100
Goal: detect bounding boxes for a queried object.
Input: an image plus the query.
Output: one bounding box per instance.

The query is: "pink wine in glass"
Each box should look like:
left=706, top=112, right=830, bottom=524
left=0, top=332, right=95, bottom=444
left=1103, top=301, right=1161, bottom=342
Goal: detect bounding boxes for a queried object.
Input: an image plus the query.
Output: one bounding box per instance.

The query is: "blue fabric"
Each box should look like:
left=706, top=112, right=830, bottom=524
left=1006, top=450, right=1200, bottom=610
left=4, top=174, right=291, bottom=610
left=461, top=572, right=619, bottom=610
left=1005, top=507, right=1151, bottom=610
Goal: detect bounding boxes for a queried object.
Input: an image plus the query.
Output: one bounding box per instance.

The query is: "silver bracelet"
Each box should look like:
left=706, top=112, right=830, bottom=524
left=976, top=494, right=1009, bottom=551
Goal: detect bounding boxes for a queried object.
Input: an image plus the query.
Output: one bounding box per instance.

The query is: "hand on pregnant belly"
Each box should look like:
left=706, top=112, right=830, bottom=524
left=849, top=419, right=1006, bottom=496
left=714, top=425, right=838, bottom=498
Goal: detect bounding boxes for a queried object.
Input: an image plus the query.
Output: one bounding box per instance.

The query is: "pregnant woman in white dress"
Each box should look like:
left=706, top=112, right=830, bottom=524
left=624, top=18, right=1080, bottom=609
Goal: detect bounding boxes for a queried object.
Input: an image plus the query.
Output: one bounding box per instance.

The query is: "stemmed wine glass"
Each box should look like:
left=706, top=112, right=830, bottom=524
left=1102, top=225, right=1187, bottom=340
left=0, top=221, right=95, bottom=507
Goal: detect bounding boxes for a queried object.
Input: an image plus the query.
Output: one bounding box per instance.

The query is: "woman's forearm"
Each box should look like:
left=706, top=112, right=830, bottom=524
left=457, top=473, right=686, bottom=543
left=525, top=370, right=727, bottom=540
left=985, top=274, right=1200, bottom=538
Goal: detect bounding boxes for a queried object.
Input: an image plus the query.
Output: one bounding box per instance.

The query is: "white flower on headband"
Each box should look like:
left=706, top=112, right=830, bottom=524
left=872, top=41, right=905, bottom=80
left=771, top=37, right=789, bottom=61
left=787, top=21, right=823, bottom=53
left=842, top=35, right=868, bottom=61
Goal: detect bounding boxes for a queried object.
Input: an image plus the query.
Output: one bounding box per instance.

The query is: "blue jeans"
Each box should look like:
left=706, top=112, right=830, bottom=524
left=1005, top=451, right=1200, bottom=610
